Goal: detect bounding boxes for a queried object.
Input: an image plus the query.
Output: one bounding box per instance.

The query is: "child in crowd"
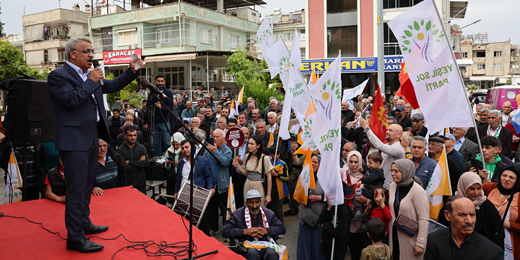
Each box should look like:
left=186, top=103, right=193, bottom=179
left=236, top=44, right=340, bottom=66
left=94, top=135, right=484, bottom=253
left=45, top=157, right=65, bottom=203
left=353, top=152, right=385, bottom=222
left=269, top=145, right=289, bottom=223
left=360, top=217, right=393, bottom=260
left=357, top=186, right=391, bottom=236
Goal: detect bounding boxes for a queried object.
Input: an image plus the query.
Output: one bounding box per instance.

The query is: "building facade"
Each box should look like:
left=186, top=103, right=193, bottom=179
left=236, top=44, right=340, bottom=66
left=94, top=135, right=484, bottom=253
left=89, top=1, right=260, bottom=91
left=304, top=0, right=457, bottom=96
left=22, top=8, right=90, bottom=68
left=461, top=38, right=519, bottom=89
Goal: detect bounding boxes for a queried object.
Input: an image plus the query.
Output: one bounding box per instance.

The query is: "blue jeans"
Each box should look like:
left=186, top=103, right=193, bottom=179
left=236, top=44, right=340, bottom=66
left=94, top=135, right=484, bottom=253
left=109, top=137, right=118, bottom=150
left=153, top=122, right=171, bottom=157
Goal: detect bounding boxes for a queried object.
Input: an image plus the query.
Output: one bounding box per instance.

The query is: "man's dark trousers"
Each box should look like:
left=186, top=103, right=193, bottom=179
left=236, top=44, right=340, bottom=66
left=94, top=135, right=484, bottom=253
left=60, top=139, right=98, bottom=242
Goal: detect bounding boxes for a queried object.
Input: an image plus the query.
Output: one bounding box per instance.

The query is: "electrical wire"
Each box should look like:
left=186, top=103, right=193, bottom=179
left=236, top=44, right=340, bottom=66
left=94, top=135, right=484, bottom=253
left=2, top=214, right=198, bottom=260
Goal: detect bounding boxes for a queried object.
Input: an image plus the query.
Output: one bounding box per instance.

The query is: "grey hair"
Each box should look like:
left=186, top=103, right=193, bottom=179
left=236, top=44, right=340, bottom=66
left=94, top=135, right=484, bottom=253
left=255, top=118, right=266, bottom=126
left=362, top=98, right=369, bottom=103
left=267, top=111, right=276, bottom=118
left=194, top=129, right=206, bottom=141
left=214, top=129, right=225, bottom=137
left=461, top=127, right=469, bottom=132
left=98, top=138, right=107, bottom=144
left=411, top=135, right=428, bottom=148
left=476, top=104, right=483, bottom=108
left=489, top=109, right=502, bottom=118
left=191, top=117, right=200, bottom=123
left=396, top=100, right=405, bottom=106
left=66, top=37, right=92, bottom=60
left=218, top=116, right=227, bottom=124
left=480, top=108, right=490, bottom=114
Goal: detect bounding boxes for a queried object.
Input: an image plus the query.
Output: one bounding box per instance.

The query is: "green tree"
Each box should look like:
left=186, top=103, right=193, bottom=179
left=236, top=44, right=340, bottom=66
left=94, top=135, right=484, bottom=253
left=105, top=73, right=142, bottom=109
left=0, top=40, right=48, bottom=82
left=0, top=22, right=5, bottom=37
left=226, top=48, right=280, bottom=110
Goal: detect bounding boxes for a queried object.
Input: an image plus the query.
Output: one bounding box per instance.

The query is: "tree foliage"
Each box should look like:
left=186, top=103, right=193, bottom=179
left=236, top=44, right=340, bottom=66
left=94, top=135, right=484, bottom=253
left=105, top=73, right=142, bottom=109
left=0, top=40, right=49, bottom=82
left=226, top=47, right=280, bottom=111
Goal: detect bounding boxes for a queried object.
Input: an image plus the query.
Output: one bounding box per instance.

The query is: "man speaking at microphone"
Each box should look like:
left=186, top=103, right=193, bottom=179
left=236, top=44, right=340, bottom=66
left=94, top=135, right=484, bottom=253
left=47, top=37, right=143, bottom=253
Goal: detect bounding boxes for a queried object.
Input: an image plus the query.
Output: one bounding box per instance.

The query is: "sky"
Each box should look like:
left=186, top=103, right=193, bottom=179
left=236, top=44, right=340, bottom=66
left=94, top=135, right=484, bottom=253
left=2, top=0, right=519, bottom=46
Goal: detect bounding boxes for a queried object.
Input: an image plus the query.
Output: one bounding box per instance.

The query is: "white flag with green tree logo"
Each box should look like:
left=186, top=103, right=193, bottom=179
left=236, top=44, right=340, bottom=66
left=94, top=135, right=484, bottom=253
left=388, top=0, right=473, bottom=133
left=309, top=54, right=343, bottom=205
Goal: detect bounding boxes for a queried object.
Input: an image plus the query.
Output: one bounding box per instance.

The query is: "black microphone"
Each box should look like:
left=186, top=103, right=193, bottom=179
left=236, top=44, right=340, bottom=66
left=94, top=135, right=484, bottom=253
left=92, top=60, right=104, bottom=86
left=140, top=79, right=170, bottom=100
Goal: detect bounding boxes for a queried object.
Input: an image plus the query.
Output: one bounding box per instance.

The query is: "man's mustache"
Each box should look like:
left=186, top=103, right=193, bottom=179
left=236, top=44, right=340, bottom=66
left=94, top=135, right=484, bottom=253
left=462, top=224, right=473, bottom=229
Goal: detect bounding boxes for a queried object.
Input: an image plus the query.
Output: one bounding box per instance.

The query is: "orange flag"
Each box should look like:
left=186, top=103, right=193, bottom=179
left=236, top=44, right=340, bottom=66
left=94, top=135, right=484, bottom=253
left=370, top=87, right=389, bottom=142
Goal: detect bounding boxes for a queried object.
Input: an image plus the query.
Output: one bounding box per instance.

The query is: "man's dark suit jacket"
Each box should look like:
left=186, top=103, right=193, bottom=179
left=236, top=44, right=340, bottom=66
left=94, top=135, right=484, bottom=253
left=458, top=137, right=479, bottom=162
left=175, top=156, right=215, bottom=194
left=478, top=124, right=513, bottom=157
left=47, top=63, right=138, bottom=150
left=424, top=228, right=503, bottom=260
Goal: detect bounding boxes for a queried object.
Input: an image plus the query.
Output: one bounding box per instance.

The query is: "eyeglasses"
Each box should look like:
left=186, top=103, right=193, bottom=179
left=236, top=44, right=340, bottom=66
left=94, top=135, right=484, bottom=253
left=73, top=48, right=96, bottom=54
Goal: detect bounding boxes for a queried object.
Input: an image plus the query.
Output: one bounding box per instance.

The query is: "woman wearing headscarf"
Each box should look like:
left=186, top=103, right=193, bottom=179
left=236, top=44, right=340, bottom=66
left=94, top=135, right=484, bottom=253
left=341, top=151, right=367, bottom=260
left=164, top=133, right=185, bottom=202
left=388, top=159, right=429, bottom=260
left=297, top=154, right=326, bottom=260
left=483, top=164, right=520, bottom=260
left=438, top=172, right=505, bottom=249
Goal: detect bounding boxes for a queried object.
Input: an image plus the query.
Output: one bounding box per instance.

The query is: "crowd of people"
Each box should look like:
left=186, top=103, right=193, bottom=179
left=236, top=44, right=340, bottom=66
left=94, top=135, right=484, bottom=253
left=5, top=68, right=520, bottom=259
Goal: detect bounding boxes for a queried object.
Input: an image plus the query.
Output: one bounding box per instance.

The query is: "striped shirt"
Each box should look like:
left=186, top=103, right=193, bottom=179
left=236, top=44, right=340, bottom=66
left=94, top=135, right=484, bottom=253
left=96, top=155, right=118, bottom=189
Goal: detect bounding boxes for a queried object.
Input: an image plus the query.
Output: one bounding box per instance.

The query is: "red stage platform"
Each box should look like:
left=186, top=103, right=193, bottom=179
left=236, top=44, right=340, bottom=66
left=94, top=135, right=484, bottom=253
left=0, top=186, right=243, bottom=260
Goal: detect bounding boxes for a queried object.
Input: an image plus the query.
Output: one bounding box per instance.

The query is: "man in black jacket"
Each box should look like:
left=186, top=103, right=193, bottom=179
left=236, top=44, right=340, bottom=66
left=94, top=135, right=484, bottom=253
left=117, top=125, right=149, bottom=194
left=424, top=196, right=503, bottom=260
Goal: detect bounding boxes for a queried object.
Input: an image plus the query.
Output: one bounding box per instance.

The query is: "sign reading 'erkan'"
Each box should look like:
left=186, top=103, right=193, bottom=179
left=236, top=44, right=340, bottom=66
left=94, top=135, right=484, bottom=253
left=103, top=49, right=142, bottom=65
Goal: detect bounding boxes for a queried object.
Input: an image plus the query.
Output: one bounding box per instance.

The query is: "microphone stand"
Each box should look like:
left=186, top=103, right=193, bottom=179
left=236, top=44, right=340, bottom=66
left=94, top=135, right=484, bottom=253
left=149, top=93, right=219, bottom=260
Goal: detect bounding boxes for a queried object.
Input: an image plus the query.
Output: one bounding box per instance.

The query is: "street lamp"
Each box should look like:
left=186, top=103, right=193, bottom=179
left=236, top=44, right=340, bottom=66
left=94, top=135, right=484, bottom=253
left=461, top=19, right=482, bottom=30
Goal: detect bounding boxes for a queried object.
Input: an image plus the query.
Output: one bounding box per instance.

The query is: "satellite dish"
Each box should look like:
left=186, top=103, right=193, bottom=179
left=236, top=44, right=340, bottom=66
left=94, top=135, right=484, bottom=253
left=452, top=24, right=460, bottom=31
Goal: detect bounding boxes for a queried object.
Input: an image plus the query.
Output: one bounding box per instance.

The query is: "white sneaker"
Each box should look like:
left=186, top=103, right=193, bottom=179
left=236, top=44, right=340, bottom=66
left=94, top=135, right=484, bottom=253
left=278, top=235, right=285, bottom=239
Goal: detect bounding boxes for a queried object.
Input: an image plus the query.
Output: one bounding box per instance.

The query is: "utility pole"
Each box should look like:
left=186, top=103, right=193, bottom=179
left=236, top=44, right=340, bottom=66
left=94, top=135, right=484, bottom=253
left=377, top=0, right=385, bottom=95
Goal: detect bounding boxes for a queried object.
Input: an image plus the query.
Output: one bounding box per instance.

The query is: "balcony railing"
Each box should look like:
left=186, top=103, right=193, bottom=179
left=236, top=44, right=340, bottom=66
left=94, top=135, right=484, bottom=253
left=92, top=32, right=114, bottom=54
left=143, top=20, right=196, bottom=49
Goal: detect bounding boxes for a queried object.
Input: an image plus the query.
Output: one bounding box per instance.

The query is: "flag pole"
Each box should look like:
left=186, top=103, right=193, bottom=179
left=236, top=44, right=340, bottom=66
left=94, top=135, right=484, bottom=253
left=431, top=0, right=485, bottom=169
left=330, top=50, right=341, bottom=260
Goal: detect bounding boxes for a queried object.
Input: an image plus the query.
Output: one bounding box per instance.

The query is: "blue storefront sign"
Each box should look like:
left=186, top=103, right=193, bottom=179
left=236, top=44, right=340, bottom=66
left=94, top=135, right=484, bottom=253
left=299, top=56, right=404, bottom=74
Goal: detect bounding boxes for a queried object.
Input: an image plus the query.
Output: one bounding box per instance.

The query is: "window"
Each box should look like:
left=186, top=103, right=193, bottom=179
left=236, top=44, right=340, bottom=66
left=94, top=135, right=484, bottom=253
left=156, top=28, right=172, bottom=44
left=201, top=28, right=213, bottom=44
left=284, top=32, right=294, bottom=42
left=494, top=51, right=503, bottom=57
left=462, top=52, right=468, bottom=58
left=300, top=48, right=305, bottom=60
left=230, top=34, right=240, bottom=49
left=327, top=26, right=357, bottom=58
left=477, top=64, right=485, bottom=70
left=118, top=29, right=137, bottom=46
left=384, top=0, right=423, bottom=9
left=384, top=23, right=401, bottom=55
left=476, top=51, right=485, bottom=58
left=327, top=0, right=357, bottom=14
left=494, top=63, right=502, bottom=69
left=159, top=67, right=185, bottom=89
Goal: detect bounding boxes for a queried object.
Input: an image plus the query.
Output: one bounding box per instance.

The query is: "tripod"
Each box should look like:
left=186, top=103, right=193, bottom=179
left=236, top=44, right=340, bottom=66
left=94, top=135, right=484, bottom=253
left=149, top=93, right=221, bottom=260
left=146, top=96, right=172, bottom=189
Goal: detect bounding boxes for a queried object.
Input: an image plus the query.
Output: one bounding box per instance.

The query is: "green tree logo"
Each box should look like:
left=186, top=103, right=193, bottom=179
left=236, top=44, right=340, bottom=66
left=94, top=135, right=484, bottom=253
left=401, top=20, right=444, bottom=63
left=258, top=29, right=272, bottom=45
left=316, top=79, right=341, bottom=121
left=278, top=56, right=294, bottom=77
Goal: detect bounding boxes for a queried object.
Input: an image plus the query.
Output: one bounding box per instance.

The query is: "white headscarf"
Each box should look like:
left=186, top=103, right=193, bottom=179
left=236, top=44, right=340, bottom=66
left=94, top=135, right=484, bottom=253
left=168, top=132, right=185, bottom=155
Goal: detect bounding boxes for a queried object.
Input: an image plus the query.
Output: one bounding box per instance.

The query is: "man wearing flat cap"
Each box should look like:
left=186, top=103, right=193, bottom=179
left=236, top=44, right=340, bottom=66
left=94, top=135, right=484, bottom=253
left=411, top=113, right=428, bottom=137
left=429, top=136, right=460, bottom=192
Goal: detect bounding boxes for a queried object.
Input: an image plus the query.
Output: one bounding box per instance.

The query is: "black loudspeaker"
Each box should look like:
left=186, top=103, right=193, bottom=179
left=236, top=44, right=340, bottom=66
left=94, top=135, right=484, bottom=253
left=3, top=79, right=55, bottom=143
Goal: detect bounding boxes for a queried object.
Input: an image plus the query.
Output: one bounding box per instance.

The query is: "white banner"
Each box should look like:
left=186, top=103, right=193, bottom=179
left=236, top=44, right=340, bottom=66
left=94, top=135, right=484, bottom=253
left=342, top=78, right=369, bottom=102
left=388, top=0, right=473, bottom=133
left=309, top=54, right=343, bottom=205
left=257, top=18, right=275, bottom=55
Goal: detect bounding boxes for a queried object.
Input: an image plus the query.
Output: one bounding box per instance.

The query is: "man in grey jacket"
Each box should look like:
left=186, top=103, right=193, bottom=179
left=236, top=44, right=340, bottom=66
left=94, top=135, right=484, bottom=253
left=117, top=125, right=149, bottom=194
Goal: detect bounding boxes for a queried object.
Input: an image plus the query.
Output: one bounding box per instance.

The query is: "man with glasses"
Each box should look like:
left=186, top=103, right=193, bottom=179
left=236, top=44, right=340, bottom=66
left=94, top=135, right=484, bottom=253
left=47, top=37, right=142, bottom=253
left=429, top=136, right=460, bottom=191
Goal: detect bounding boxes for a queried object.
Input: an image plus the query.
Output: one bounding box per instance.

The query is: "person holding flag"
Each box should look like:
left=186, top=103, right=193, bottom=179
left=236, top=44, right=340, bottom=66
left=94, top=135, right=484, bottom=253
left=359, top=116, right=405, bottom=189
